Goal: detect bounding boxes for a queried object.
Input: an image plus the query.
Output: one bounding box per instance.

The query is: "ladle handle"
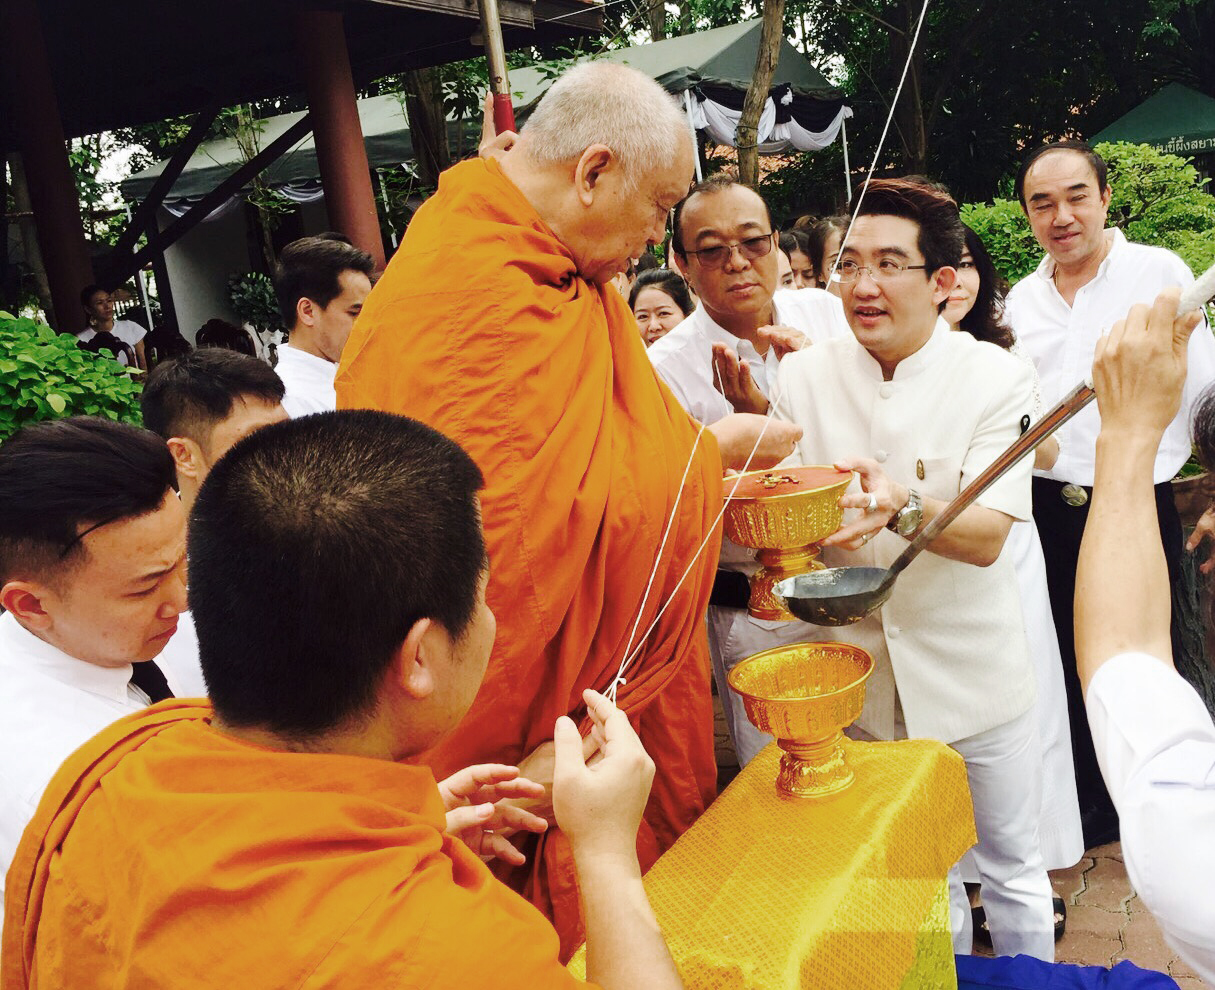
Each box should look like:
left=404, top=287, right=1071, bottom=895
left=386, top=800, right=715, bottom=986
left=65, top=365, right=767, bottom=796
left=887, top=379, right=1096, bottom=578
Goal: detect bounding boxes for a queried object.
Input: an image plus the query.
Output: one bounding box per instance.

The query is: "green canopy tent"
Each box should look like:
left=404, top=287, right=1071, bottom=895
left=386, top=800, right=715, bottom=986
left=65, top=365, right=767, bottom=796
left=508, top=20, right=852, bottom=186
left=121, top=95, right=476, bottom=204
left=1091, top=82, right=1215, bottom=156
left=122, top=19, right=851, bottom=207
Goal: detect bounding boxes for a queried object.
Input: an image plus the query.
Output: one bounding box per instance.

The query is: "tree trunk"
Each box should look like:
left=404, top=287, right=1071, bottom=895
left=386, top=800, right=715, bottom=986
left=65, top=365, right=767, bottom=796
left=647, top=0, right=666, bottom=41
left=891, top=0, right=927, bottom=175
left=736, top=0, right=785, bottom=186
left=677, top=0, right=692, bottom=35
left=403, top=66, right=451, bottom=189
left=8, top=154, right=56, bottom=326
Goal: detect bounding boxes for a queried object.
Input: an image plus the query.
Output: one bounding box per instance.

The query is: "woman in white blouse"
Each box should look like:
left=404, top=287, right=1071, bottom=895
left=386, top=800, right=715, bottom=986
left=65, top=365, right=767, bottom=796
left=77, top=285, right=148, bottom=371
left=945, top=224, right=1084, bottom=942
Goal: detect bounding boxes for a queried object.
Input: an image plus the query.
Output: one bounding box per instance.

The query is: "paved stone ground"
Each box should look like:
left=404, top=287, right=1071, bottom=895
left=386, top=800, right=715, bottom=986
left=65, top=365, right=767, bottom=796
left=710, top=693, right=1202, bottom=986
left=1049, top=845, right=1203, bottom=987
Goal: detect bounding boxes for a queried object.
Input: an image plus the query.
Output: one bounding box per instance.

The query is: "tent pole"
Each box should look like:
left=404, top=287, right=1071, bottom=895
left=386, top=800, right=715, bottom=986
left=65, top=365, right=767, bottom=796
left=683, top=89, right=703, bottom=182
left=124, top=205, right=156, bottom=332
left=479, top=0, right=515, bottom=133
left=377, top=170, right=399, bottom=249
left=841, top=115, right=852, bottom=202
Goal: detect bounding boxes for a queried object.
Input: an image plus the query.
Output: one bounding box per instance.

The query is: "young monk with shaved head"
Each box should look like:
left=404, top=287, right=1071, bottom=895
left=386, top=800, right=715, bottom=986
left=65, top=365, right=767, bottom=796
left=337, top=62, right=801, bottom=952
left=2, top=412, right=684, bottom=990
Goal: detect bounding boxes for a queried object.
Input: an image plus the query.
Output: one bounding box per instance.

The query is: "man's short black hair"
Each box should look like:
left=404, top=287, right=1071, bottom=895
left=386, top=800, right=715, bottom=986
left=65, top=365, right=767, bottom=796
left=189, top=410, right=487, bottom=737
left=273, top=233, right=375, bottom=330
left=141, top=349, right=285, bottom=451
left=671, top=174, right=773, bottom=256
left=0, top=418, right=176, bottom=583
left=848, top=177, right=965, bottom=292
left=1014, top=141, right=1109, bottom=209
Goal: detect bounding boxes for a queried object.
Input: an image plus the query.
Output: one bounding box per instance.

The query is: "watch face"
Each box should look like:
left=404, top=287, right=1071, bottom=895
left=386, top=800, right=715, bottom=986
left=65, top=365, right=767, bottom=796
left=896, top=510, right=922, bottom=536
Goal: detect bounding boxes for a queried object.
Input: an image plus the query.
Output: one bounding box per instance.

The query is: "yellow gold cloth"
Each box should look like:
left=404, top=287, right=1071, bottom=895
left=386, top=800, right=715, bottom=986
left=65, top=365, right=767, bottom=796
left=569, top=739, right=975, bottom=989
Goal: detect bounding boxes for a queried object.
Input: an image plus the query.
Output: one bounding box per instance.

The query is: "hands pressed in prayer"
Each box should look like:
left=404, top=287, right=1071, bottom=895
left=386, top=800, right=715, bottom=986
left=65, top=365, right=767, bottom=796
left=439, top=763, right=548, bottom=866
left=478, top=93, right=517, bottom=161
left=551, top=689, right=654, bottom=858
left=756, top=323, right=807, bottom=359
left=822, top=457, right=903, bottom=550
left=712, top=344, right=768, bottom=415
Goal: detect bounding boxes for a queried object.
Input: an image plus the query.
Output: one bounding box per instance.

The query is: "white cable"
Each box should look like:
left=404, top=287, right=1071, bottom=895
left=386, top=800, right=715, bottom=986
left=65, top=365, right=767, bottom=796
left=609, top=421, right=708, bottom=701
left=606, top=411, right=774, bottom=697
left=825, top=0, right=933, bottom=288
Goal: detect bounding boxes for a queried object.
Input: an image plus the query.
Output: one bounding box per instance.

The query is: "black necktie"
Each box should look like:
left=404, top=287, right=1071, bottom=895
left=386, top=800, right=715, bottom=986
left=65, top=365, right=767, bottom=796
left=130, top=660, right=174, bottom=703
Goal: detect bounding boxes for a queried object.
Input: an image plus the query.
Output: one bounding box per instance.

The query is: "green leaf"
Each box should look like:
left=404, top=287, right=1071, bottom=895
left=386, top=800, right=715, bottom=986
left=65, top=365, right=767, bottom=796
left=45, top=393, right=67, bottom=414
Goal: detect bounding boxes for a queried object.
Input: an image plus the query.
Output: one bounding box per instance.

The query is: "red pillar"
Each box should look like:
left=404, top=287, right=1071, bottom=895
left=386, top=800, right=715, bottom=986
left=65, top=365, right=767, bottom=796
left=293, top=11, right=387, bottom=270
left=0, top=0, right=95, bottom=330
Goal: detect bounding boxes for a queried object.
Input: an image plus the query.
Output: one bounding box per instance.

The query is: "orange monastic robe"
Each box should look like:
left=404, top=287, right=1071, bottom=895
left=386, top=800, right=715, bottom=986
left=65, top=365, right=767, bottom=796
left=1, top=702, right=597, bottom=990
left=336, top=158, right=722, bottom=954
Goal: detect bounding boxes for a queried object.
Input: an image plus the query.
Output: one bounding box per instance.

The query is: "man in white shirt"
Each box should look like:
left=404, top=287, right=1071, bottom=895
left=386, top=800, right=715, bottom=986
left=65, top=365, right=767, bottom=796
left=1005, top=140, right=1215, bottom=848
left=1076, top=287, right=1214, bottom=984
left=141, top=348, right=289, bottom=513
left=272, top=234, right=374, bottom=417
left=772, top=178, right=1054, bottom=959
left=648, top=175, right=850, bottom=762
left=0, top=417, right=201, bottom=899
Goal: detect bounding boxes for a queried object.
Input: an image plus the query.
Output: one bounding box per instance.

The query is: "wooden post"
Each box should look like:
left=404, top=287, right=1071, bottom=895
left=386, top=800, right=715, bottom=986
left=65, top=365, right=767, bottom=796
left=294, top=10, right=386, bottom=270
left=0, top=0, right=94, bottom=330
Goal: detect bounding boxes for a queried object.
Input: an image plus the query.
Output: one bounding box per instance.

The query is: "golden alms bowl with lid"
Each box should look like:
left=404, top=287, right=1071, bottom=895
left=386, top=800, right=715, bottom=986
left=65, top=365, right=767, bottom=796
left=722, top=466, right=853, bottom=620
left=728, top=641, right=874, bottom=798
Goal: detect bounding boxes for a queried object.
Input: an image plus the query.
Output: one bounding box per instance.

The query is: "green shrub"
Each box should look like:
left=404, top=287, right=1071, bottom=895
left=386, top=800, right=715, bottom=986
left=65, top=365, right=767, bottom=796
left=959, top=199, right=1043, bottom=283
left=0, top=311, right=142, bottom=443
left=963, top=142, right=1215, bottom=284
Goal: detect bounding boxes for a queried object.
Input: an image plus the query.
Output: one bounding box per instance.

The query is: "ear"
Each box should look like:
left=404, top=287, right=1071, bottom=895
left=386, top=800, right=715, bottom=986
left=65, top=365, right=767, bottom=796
left=392, top=617, right=441, bottom=701
left=1099, top=184, right=1112, bottom=211
left=167, top=437, right=206, bottom=484
left=0, top=581, right=55, bottom=631
left=294, top=296, right=318, bottom=331
left=573, top=145, right=615, bottom=207
left=931, top=266, right=958, bottom=308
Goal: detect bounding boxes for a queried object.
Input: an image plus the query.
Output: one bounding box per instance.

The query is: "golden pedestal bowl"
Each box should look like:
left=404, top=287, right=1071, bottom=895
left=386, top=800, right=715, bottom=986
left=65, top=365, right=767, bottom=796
left=722, top=466, right=853, bottom=620
left=728, top=642, right=874, bottom=799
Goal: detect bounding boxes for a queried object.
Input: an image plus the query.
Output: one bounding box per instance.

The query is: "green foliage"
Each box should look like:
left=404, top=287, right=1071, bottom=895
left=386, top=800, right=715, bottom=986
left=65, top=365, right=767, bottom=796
left=227, top=273, right=280, bottom=334
left=1096, top=141, right=1215, bottom=274
left=959, top=199, right=1043, bottom=283
left=0, top=311, right=142, bottom=443
left=962, top=142, right=1215, bottom=283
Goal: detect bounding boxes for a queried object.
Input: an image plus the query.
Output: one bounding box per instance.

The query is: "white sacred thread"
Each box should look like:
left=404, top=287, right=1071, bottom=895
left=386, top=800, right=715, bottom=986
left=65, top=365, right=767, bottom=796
left=604, top=0, right=936, bottom=702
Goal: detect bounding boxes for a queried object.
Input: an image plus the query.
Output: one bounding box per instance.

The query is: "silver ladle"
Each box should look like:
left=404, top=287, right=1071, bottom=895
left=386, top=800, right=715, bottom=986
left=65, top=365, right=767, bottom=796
left=774, top=275, right=1215, bottom=627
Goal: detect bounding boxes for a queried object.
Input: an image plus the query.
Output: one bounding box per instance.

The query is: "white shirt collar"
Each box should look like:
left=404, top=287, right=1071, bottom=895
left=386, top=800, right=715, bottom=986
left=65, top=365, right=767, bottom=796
left=850, top=316, right=950, bottom=381
left=0, top=611, right=134, bottom=704
left=690, top=302, right=778, bottom=363
left=1034, top=227, right=1127, bottom=285
left=280, top=344, right=336, bottom=370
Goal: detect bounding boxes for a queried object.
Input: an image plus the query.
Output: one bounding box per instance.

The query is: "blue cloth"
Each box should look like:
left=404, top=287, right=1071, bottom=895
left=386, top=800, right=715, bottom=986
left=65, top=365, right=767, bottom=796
left=956, top=954, right=1180, bottom=989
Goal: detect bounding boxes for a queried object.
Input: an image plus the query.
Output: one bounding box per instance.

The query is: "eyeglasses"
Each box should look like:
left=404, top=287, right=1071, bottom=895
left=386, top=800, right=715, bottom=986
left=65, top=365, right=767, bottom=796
left=684, top=233, right=774, bottom=269
left=831, top=259, right=929, bottom=283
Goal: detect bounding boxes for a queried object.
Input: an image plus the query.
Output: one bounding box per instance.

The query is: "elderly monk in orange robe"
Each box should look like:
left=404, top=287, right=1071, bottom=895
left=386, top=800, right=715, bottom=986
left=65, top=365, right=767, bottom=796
left=2, top=411, right=685, bottom=990
left=336, top=62, right=800, bottom=954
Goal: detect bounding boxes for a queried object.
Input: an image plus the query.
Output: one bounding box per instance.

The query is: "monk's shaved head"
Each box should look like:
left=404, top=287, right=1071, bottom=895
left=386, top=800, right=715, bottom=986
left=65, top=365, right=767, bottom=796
left=520, top=62, right=689, bottom=190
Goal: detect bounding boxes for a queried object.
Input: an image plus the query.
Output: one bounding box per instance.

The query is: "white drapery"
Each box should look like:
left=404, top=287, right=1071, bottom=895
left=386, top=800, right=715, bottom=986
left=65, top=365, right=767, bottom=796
left=685, top=84, right=852, bottom=154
